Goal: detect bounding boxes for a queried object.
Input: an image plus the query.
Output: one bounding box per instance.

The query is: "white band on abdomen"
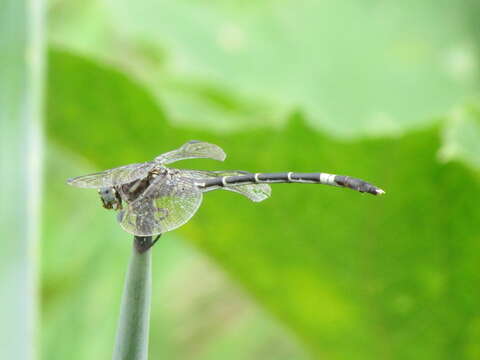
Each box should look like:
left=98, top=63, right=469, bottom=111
left=319, top=173, right=336, bottom=185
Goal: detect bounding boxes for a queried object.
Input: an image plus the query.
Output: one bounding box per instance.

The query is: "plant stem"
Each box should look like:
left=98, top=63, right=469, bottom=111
left=112, top=236, right=153, bottom=360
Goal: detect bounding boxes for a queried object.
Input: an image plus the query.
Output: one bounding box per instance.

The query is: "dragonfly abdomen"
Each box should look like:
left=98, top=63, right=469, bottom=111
left=197, top=172, right=385, bottom=196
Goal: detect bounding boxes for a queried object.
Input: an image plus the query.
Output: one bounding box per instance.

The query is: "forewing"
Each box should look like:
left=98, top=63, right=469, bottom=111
left=117, top=173, right=202, bottom=236
left=182, top=170, right=272, bottom=202
left=67, top=162, right=155, bottom=189
left=155, top=140, right=226, bottom=165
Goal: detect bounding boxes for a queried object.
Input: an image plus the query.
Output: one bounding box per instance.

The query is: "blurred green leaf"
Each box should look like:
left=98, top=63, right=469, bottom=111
left=47, top=49, right=480, bottom=360
left=48, top=0, right=480, bottom=136
left=440, top=101, right=480, bottom=170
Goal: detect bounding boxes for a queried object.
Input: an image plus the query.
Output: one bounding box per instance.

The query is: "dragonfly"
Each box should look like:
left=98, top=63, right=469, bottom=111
left=67, top=140, right=385, bottom=238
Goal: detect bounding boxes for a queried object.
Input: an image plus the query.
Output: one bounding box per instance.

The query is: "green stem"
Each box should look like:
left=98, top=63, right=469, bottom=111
left=112, top=237, right=153, bottom=360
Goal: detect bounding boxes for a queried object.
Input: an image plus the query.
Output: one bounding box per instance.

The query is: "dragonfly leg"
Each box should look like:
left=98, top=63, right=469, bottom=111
left=150, top=234, right=162, bottom=248
left=134, top=234, right=162, bottom=252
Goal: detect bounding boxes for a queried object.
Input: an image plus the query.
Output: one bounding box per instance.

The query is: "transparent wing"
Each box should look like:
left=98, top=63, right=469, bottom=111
left=155, top=140, right=226, bottom=165
left=181, top=170, right=272, bottom=202
left=117, top=173, right=202, bottom=236
left=67, top=162, right=155, bottom=189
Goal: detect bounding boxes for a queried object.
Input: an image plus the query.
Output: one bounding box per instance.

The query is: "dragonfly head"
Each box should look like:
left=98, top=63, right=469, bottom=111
left=98, top=187, right=122, bottom=210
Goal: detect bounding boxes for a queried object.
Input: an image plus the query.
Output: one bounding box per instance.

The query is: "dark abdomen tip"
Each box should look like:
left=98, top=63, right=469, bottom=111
left=334, top=175, right=385, bottom=196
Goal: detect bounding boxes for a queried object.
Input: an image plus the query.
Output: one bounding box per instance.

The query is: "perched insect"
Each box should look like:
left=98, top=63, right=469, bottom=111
left=67, top=140, right=384, bottom=237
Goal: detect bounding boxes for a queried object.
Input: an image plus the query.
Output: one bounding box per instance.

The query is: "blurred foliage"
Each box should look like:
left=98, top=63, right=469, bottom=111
left=440, top=101, right=480, bottom=169
left=0, top=1, right=43, bottom=359
left=48, top=0, right=480, bottom=136
left=46, top=49, right=480, bottom=360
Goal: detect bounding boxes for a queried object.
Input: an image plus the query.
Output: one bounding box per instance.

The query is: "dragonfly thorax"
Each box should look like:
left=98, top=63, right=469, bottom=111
left=117, top=167, right=166, bottom=204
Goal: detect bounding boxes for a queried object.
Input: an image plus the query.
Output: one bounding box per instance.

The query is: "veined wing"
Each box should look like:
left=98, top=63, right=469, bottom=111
left=67, top=162, right=155, bottom=189
left=155, top=140, right=226, bottom=165
left=117, top=173, right=202, bottom=236
left=182, top=170, right=271, bottom=202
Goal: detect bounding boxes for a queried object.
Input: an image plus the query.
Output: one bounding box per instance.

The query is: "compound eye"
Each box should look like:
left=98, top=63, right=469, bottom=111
left=99, top=188, right=112, bottom=196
